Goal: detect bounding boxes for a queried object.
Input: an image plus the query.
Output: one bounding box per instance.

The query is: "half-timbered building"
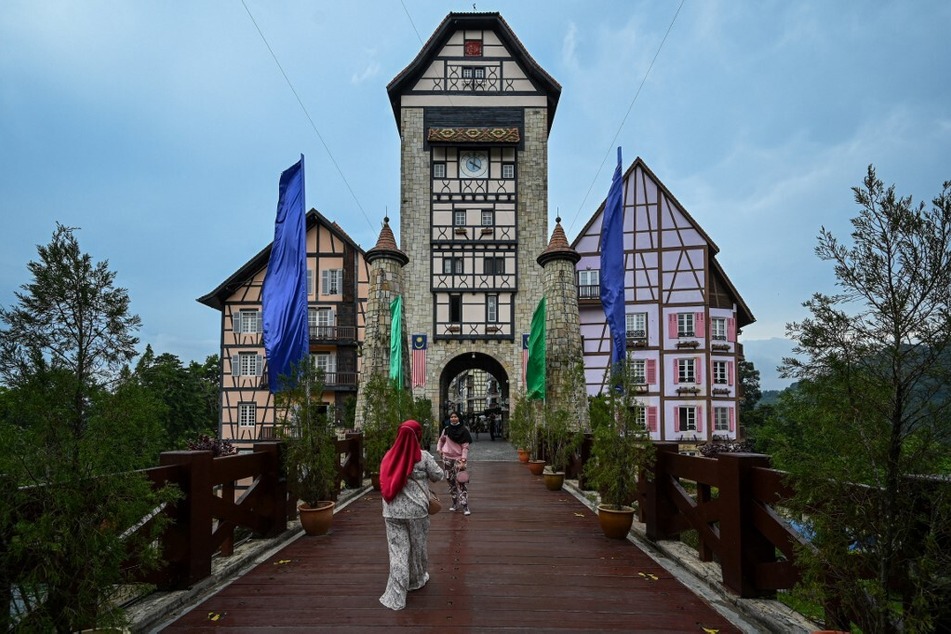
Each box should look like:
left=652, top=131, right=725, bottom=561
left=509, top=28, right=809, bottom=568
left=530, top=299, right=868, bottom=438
left=572, top=158, right=754, bottom=444
left=198, top=210, right=369, bottom=447
left=386, top=12, right=560, bottom=422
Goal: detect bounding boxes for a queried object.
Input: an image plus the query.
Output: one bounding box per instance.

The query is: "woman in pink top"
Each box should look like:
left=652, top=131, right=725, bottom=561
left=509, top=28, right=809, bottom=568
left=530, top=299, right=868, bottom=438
left=436, top=411, right=472, bottom=515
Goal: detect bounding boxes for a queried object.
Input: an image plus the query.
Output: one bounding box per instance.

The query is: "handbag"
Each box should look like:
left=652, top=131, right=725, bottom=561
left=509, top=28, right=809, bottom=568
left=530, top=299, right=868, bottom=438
left=456, top=466, right=470, bottom=484
left=411, top=479, right=441, bottom=515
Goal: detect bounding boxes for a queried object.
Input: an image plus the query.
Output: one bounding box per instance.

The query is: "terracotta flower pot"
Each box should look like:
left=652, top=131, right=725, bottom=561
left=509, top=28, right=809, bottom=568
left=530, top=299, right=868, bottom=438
left=527, top=459, right=546, bottom=476
left=299, top=501, right=335, bottom=536
left=517, top=448, right=530, bottom=463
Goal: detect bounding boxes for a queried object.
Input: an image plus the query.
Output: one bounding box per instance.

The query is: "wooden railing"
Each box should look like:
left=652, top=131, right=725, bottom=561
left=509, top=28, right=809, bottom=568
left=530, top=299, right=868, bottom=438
left=308, top=325, right=357, bottom=342
left=3, top=435, right=365, bottom=610
left=637, top=442, right=806, bottom=599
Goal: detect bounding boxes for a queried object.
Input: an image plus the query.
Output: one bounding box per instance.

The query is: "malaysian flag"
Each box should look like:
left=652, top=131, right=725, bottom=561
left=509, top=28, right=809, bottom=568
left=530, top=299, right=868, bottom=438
left=411, top=334, right=427, bottom=387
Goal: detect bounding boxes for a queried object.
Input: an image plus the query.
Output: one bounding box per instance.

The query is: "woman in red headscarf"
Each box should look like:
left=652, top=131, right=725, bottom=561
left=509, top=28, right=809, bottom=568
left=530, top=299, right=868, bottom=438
left=378, top=419, right=443, bottom=611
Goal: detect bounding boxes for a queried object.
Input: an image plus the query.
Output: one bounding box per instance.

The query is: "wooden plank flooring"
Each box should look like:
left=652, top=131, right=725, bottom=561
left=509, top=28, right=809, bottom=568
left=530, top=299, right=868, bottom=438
left=160, top=459, right=739, bottom=632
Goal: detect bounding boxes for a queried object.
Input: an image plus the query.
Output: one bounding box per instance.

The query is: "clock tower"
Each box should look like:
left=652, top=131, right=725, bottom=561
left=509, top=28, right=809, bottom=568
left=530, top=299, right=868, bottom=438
left=387, top=12, right=561, bottom=421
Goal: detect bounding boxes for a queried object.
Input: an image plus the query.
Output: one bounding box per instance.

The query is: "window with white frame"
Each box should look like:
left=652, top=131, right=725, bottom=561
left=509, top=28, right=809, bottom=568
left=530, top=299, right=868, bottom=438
left=312, top=352, right=336, bottom=378
left=433, top=162, right=446, bottom=179
left=713, top=360, right=729, bottom=384
left=626, top=312, right=647, bottom=338
left=461, top=66, right=485, bottom=80
left=578, top=269, right=599, bottom=287
left=711, top=317, right=727, bottom=340
left=678, top=406, right=697, bottom=432
left=630, top=358, right=647, bottom=384
left=714, top=407, right=730, bottom=431
left=454, top=210, right=466, bottom=226
left=313, top=308, right=333, bottom=338
left=678, top=313, right=695, bottom=337
left=238, top=403, right=256, bottom=427
left=486, top=295, right=498, bottom=322
left=678, top=358, right=696, bottom=383
left=307, top=269, right=314, bottom=296
left=234, top=352, right=262, bottom=377
left=481, top=210, right=494, bottom=226
left=321, top=269, right=343, bottom=295
left=502, top=163, right=515, bottom=179
left=235, top=309, right=261, bottom=334
left=633, top=406, right=647, bottom=429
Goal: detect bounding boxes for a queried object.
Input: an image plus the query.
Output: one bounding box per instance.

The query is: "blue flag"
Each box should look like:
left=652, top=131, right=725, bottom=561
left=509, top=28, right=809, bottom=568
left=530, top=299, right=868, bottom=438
left=262, top=155, right=308, bottom=393
left=600, top=147, right=626, bottom=368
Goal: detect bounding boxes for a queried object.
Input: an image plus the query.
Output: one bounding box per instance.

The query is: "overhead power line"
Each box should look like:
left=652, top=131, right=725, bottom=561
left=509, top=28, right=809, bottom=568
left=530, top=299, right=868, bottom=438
left=565, top=0, right=685, bottom=237
left=240, top=0, right=375, bottom=234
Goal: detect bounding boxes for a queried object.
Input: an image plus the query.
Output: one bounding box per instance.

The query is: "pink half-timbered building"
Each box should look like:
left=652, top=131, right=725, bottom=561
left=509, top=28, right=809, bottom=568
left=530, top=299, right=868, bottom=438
left=198, top=210, right=370, bottom=448
left=572, top=158, right=754, bottom=444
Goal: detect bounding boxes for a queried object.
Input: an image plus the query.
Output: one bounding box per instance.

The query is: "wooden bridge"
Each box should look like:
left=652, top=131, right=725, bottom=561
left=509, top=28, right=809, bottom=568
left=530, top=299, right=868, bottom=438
left=148, top=444, right=780, bottom=633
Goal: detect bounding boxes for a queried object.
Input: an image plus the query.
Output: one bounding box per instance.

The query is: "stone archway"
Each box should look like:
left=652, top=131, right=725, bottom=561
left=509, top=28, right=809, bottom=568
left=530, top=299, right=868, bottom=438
left=439, top=352, right=510, bottom=436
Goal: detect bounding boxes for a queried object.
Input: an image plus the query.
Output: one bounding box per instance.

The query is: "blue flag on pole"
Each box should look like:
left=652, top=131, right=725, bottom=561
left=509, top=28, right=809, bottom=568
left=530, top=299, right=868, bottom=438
left=600, top=147, right=626, bottom=368
left=262, top=155, right=308, bottom=393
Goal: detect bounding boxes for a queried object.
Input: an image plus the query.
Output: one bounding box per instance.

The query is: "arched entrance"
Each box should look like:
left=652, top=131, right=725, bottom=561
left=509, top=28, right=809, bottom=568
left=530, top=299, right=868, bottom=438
left=440, top=352, right=510, bottom=437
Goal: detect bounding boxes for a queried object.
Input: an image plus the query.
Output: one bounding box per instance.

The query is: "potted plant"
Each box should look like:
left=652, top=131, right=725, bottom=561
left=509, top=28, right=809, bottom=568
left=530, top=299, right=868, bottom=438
left=508, top=396, right=533, bottom=463
left=585, top=365, right=654, bottom=538
left=276, top=361, right=339, bottom=536
left=540, top=401, right=583, bottom=490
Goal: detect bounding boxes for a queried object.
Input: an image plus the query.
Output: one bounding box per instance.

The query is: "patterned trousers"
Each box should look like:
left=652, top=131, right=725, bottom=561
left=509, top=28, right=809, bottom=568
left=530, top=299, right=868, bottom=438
left=380, top=516, right=430, bottom=610
left=443, top=458, right=469, bottom=509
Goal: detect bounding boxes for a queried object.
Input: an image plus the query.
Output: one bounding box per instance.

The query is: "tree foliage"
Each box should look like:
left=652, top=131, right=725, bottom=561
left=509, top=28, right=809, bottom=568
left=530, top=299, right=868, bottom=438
left=775, top=167, right=951, bottom=631
left=132, top=345, right=220, bottom=447
left=0, top=225, right=174, bottom=631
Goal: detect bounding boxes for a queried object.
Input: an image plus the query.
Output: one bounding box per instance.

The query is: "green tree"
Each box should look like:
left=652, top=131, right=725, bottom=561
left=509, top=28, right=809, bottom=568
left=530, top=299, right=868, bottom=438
left=737, top=359, right=763, bottom=435
left=132, top=346, right=220, bottom=447
left=0, top=225, right=174, bottom=631
left=778, top=167, right=951, bottom=631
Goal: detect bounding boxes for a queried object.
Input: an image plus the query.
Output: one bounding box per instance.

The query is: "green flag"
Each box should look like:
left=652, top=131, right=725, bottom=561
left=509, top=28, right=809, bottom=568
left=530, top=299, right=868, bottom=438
left=389, top=295, right=403, bottom=386
left=526, top=296, right=546, bottom=400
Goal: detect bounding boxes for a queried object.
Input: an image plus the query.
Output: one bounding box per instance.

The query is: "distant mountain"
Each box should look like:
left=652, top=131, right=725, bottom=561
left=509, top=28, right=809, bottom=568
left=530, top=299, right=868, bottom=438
left=742, top=337, right=797, bottom=392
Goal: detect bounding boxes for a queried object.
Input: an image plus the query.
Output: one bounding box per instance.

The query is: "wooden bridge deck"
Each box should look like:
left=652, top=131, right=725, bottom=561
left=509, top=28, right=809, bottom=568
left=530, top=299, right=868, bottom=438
left=159, top=455, right=741, bottom=632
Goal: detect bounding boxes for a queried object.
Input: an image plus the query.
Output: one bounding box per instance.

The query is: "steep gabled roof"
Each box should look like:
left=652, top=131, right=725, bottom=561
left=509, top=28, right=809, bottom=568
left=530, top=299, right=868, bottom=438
left=570, top=156, right=719, bottom=254
left=386, top=12, right=562, bottom=133
left=196, top=209, right=366, bottom=311
left=569, top=156, right=754, bottom=328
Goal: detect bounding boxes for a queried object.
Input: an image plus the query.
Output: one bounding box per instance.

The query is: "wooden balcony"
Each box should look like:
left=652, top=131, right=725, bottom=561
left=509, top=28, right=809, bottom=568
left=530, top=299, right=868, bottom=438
left=577, top=284, right=600, bottom=303
left=309, top=325, right=357, bottom=344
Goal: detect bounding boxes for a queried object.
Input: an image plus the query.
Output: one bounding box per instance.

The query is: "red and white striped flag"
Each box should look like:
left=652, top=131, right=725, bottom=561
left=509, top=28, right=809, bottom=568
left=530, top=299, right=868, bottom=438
left=411, top=334, right=427, bottom=387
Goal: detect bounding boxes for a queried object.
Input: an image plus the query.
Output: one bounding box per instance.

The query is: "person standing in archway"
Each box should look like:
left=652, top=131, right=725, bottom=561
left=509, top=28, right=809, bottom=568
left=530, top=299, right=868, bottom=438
left=437, top=410, right=472, bottom=515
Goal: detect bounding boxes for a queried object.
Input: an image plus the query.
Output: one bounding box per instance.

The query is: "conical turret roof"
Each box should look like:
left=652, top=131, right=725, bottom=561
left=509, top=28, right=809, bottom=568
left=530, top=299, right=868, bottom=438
left=537, top=217, right=580, bottom=266
left=366, top=217, right=409, bottom=266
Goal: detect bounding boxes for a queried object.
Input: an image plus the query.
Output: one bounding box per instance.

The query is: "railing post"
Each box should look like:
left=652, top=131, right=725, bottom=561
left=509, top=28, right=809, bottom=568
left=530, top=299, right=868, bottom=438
left=159, top=450, right=213, bottom=590
left=642, top=442, right=679, bottom=541
left=717, top=452, right=775, bottom=598
left=254, top=442, right=288, bottom=538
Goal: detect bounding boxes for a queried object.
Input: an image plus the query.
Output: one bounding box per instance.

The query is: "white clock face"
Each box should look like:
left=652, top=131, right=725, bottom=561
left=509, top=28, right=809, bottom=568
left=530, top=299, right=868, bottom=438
left=459, top=151, right=488, bottom=178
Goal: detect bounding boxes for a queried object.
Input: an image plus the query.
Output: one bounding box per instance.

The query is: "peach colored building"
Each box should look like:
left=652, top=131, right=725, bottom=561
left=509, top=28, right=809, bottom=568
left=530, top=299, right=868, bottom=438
left=198, top=210, right=369, bottom=447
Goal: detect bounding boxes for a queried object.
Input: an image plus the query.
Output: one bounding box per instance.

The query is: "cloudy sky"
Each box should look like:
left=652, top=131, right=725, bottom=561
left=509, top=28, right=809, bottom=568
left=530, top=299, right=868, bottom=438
left=2, top=1, right=949, bottom=390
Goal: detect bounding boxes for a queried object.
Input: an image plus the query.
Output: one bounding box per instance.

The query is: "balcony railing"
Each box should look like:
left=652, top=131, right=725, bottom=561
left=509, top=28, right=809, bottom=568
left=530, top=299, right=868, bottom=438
left=578, top=285, right=600, bottom=301
left=309, top=325, right=357, bottom=343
